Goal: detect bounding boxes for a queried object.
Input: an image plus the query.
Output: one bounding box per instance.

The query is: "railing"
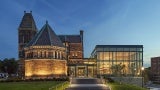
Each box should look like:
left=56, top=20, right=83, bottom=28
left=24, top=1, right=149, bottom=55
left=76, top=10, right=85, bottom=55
left=49, top=81, right=69, bottom=90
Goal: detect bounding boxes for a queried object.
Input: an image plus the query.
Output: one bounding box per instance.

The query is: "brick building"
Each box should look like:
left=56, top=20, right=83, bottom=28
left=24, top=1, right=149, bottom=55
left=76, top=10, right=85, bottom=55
left=18, top=11, right=84, bottom=79
left=151, top=57, right=160, bottom=83
left=18, top=11, right=143, bottom=79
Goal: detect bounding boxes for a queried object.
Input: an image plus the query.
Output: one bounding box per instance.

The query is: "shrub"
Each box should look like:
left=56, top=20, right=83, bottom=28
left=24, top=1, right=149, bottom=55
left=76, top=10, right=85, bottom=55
left=106, top=77, right=114, bottom=83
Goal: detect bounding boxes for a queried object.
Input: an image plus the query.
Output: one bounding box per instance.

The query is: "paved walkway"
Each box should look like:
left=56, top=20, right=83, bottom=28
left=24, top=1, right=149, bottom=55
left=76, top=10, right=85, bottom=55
left=65, top=78, right=110, bottom=90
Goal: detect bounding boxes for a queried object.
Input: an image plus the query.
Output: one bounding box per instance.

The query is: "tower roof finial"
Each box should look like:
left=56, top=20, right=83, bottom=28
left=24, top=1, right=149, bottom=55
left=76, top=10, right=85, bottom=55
left=46, top=20, right=48, bottom=24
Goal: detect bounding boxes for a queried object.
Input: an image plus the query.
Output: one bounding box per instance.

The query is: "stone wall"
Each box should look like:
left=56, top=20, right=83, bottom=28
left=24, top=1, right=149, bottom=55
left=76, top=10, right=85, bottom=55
left=110, top=77, right=143, bottom=87
left=25, top=59, right=67, bottom=79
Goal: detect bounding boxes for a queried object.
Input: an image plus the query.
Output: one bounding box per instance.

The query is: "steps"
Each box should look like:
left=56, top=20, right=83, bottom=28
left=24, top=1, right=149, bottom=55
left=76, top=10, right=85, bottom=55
left=65, top=78, right=110, bottom=90
left=65, top=86, right=109, bottom=90
left=71, top=78, right=103, bottom=84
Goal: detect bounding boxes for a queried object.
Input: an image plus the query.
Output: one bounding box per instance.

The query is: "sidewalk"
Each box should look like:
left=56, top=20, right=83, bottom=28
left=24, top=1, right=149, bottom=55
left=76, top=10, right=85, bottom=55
left=65, top=78, right=110, bottom=90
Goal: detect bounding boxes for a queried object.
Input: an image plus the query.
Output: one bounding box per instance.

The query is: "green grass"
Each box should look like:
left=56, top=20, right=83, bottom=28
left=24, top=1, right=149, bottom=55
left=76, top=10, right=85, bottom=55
left=108, top=82, right=147, bottom=90
left=53, top=81, right=70, bottom=90
left=0, top=81, right=64, bottom=90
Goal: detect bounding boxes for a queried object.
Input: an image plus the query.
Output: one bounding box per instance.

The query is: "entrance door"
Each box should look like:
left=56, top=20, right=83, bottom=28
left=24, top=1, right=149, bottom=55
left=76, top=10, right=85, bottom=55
left=77, top=67, right=85, bottom=77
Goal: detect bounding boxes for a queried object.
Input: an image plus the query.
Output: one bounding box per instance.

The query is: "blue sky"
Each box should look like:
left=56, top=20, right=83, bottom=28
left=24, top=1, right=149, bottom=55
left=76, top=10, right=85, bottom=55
left=0, top=0, right=160, bottom=67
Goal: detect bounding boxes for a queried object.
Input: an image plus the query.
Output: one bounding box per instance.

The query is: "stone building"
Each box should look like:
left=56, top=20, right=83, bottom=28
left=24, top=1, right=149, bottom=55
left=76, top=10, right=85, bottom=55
left=18, top=12, right=68, bottom=79
left=18, top=11, right=84, bottom=79
left=18, top=11, right=143, bottom=79
left=24, top=22, right=67, bottom=79
left=18, top=11, right=38, bottom=78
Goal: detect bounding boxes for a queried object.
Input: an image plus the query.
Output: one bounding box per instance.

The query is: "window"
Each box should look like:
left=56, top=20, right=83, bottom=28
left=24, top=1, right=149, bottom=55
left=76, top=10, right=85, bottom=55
left=130, top=48, right=136, bottom=52
left=110, top=48, right=116, bottom=51
left=116, top=48, right=123, bottom=51
left=72, top=53, right=74, bottom=56
left=104, top=52, right=109, bottom=60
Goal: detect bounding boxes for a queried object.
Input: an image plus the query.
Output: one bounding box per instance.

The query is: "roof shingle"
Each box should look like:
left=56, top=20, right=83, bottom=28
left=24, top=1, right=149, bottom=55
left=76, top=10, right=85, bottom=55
left=58, top=35, right=82, bottom=43
left=26, top=22, right=64, bottom=47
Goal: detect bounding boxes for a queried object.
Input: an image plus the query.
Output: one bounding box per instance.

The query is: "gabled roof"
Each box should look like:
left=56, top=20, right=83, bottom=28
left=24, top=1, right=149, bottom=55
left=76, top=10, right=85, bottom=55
left=58, top=35, right=82, bottom=43
left=26, top=21, right=64, bottom=47
left=19, top=11, right=37, bottom=31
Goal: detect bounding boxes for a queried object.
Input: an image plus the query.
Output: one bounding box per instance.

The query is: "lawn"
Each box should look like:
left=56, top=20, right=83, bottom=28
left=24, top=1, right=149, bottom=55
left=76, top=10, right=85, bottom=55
left=108, top=82, right=148, bottom=90
left=0, top=81, right=66, bottom=90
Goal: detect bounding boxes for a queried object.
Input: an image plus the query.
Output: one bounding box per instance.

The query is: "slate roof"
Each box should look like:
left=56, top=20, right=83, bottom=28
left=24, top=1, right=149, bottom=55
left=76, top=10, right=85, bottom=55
left=58, top=35, right=82, bottom=43
left=26, top=22, right=64, bottom=47
left=19, top=12, right=37, bottom=30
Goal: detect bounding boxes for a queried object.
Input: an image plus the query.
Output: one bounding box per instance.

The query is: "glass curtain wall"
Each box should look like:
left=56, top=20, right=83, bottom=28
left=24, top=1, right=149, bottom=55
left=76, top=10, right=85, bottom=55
left=95, top=46, right=143, bottom=76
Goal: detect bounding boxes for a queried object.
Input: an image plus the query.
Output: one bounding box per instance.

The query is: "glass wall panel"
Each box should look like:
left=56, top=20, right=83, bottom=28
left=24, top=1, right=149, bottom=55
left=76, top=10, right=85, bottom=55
left=113, top=52, right=116, bottom=61
left=110, top=48, right=116, bottom=51
left=140, top=52, right=142, bottom=60
left=97, top=52, right=100, bottom=60
left=130, top=52, right=136, bottom=60
left=94, top=46, right=143, bottom=76
left=96, top=48, right=104, bottom=51
left=136, top=52, right=140, bottom=60
left=97, top=62, right=100, bottom=75
left=99, top=52, right=103, bottom=60
left=130, top=48, right=137, bottom=51
left=88, top=66, right=94, bottom=77
left=124, top=52, right=129, bottom=61
left=69, top=66, right=76, bottom=76
left=103, top=62, right=110, bottom=74
left=123, top=48, right=129, bottom=51
left=104, top=48, right=109, bottom=51
left=137, top=48, right=142, bottom=51
left=104, top=52, right=109, bottom=60
left=116, top=48, right=123, bottom=51
left=116, top=52, right=123, bottom=60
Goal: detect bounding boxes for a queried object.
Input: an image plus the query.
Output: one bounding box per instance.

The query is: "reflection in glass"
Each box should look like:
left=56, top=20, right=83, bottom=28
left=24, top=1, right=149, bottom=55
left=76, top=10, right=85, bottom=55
left=94, top=46, right=143, bottom=76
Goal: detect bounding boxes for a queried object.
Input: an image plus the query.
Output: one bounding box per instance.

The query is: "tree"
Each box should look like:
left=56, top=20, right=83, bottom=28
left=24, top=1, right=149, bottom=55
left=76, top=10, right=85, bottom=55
left=111, top=63, right=125, bottom=76
left=144, top=67, right=151, bottom=84
left=0, top=60, right=2, bottom=72
left=1, top=58, right=18, bottom=74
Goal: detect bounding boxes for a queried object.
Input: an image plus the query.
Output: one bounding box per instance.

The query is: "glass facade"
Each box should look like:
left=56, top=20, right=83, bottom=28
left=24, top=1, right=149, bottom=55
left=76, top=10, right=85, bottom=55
left=68, top=59, right=96, bottom=77
left=91, top=45, right=143, bottom=77
left=68, top=64, right=96, bottom=77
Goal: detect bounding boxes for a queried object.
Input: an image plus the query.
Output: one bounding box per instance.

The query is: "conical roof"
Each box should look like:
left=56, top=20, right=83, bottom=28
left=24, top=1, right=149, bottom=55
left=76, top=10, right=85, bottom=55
left=26, top=21, right=64, bottom=47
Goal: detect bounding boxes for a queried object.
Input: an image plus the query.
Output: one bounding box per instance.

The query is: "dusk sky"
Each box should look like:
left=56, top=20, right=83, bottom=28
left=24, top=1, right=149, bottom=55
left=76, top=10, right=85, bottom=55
left=1, top=0, right=160, bottom=67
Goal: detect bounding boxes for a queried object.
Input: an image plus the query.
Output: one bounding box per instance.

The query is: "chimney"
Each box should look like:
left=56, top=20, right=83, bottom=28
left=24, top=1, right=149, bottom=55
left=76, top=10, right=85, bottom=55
left=80, top=30, right=83, bottom=36
left=80, top=30, right=84, bottom=58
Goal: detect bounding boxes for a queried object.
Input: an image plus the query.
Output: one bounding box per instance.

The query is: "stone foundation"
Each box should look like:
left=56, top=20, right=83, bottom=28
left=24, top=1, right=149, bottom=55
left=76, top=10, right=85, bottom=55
left=110, top=77, right=143, bottom=86
left=25, top=59, right=67, bottom=79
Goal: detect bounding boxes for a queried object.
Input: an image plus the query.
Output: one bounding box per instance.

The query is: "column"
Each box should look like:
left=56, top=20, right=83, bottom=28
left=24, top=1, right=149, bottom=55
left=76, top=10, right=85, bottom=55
left=57, top=51, right=59, bottom=59
left=55, top=51, right=57, bottom=59
left=86, top=65, right=88, bottom=77
left=53, top=51, right=55, bottom=59
left=60, top=51, right=62, bottom=59
left=75, top=66, right=77, bottom=77
left=46, top=51, right=48, bottom=58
